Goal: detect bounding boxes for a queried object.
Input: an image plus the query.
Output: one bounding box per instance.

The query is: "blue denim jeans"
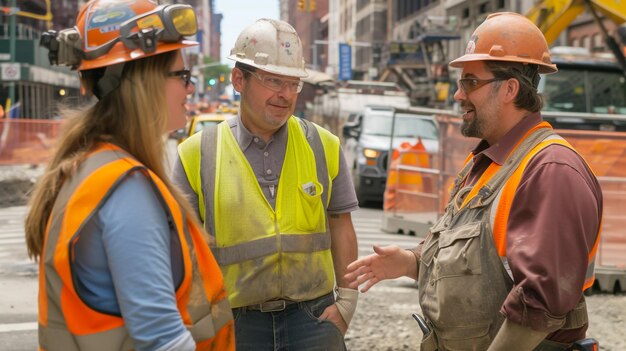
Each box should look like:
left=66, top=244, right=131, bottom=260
left=233, top=293, right=346, bottom=351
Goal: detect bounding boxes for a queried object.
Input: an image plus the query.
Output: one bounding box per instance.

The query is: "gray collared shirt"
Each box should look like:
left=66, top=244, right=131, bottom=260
left=226, top=115, right=358, bottom=212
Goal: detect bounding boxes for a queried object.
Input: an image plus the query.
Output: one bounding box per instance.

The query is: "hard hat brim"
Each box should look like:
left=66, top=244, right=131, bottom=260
left=227, top=55, right=308, bottom=78
left=79, top=40, right=199, bottom=71
left=449, top=54, right=558, bottom=74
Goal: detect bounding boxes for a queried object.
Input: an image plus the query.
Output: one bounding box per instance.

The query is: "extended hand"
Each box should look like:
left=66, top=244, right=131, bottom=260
left=344, top=245, right=414, bottom=293
left=319, top=303, right=348, bottom=335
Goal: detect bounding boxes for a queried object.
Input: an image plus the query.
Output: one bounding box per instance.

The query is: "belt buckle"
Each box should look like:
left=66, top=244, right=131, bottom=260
left=260, top=300, right=286, bottom=312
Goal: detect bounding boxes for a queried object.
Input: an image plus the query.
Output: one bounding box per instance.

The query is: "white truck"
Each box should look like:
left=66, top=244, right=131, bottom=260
left=342, top=106, right=439, bottom=204
left=310, top=81, right=423, bottom=204
left=310, top=80, right=410, bottom=138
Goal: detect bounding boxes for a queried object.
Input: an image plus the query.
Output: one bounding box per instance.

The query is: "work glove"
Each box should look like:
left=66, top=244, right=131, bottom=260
left=335, top=287, right=359, bottom=326
left=487, top=319, right=548, bottom=350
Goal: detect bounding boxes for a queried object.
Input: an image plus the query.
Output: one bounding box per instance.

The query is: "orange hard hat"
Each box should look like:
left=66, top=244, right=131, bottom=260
left=74, top=0, right=198, bottom=71
left=449, top=12, right=557, bottom=74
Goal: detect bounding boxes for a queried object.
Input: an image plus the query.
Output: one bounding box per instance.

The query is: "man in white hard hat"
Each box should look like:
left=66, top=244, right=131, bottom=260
left=173, top=18, right=359, bottom=350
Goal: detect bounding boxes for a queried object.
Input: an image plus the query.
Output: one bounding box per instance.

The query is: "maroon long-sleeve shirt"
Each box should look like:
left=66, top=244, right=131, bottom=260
left=463, top=112, right=602, bottom=342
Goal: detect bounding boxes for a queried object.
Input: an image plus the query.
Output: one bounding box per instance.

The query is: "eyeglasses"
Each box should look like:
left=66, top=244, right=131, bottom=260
left=240, top=68, right=303, bottom=94
left=168, top=69, right=192, bottom=87
left=457, top=78, right=506, bottom=94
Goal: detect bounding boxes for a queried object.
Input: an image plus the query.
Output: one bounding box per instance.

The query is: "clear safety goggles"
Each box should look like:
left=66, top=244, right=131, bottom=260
left=83, top=3, right=197, bottom=60
left=240, top=68, right=304, bottom=94
left=456, top=77, right=506, bottom=94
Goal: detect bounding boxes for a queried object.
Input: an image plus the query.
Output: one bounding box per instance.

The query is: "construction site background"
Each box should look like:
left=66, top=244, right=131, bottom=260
left=0, top=118, right=59, bottom=207
left=383, top=109, right=626, bottom=293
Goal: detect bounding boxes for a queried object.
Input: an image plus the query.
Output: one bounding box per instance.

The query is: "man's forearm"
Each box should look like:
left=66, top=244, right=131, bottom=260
left=328, top=212, right=359, bottom=326
left=329, top=212, right=358, bottom=287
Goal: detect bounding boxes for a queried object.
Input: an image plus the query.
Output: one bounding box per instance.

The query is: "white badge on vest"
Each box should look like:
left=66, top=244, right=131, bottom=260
left=302, top=182, right=316, bottom=196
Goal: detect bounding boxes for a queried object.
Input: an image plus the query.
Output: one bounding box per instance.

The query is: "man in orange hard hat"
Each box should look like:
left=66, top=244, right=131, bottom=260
left=346, top=12, right=602, bottom=350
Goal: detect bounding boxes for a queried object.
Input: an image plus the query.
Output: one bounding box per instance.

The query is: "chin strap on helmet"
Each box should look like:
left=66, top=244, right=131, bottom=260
left=94, top=63, right=125, bottom=100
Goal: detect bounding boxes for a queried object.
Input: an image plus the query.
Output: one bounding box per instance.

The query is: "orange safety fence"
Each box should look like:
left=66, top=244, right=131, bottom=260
left=384, top=114, right=626, bottom=269
left=0, top=118, right=64, bottom=165
left=383, top=138, right=433, bottom=213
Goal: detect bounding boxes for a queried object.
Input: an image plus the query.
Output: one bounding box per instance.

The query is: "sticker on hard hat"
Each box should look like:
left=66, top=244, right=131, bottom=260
left=88, top=5, right=136, bottom=29
left=465, top=35, right=478, bottom=55
left=283, top=41, right=294, bottom=56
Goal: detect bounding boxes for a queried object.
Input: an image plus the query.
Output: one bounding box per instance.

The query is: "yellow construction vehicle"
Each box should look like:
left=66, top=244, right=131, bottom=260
left=524, top=0, right=626, bottom=130
left=526, top=0, right=626, bottom=74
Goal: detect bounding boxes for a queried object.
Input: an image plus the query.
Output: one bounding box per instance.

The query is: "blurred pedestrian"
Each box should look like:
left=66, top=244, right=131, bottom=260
left=173, top=18, right=359, bottom=351
left=25, top=1, right=234, bottom=350
left=345, top=12, right=602, bottom=351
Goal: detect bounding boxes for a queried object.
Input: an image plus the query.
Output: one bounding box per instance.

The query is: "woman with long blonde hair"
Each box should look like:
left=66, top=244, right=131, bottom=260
left=25, top=1, right=234, bottom=350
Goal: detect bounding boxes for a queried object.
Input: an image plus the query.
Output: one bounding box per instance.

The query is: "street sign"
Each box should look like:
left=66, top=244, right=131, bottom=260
left=0, top=53, right=11, bottom=61
left=338, top=43, right=352, bottom=81
left=1, top=63, right=20, bottom=81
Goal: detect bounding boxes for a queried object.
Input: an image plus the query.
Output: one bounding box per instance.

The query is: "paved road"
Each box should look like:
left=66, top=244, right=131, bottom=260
left=0, top=204, right=420, bottom=350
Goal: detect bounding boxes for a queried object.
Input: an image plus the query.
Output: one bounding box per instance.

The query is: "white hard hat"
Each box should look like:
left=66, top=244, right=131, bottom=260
left=228, top=18, right=308, bottom=78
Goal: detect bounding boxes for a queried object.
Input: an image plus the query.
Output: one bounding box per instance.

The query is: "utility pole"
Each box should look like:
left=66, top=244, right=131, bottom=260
left=8, top=0, right=16, bottom=112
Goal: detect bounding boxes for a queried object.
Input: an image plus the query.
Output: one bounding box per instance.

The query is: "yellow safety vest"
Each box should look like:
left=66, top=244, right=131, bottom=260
left=178, top=116, right=341, bottom=308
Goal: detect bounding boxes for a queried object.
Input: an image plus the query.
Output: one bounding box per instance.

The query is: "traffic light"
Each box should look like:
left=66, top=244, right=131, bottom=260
left=297, top=0, right=305, bottom=11
left=219, top=74, right=225, bottom=83
left=208, top=78, right=216, bottom=86
left=309, top=0, right=316, bottom=11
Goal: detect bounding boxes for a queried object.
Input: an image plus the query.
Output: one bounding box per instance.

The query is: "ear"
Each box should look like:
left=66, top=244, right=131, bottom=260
left=502, top=78, right=519, bottom=104
left=231, top=68, right=245, bottom=93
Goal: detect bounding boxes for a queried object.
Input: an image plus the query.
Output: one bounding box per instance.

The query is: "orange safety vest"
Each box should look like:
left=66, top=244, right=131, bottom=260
left=460, top=123, right=601, bottom=291
left=38, top=143, right=234, bottom=351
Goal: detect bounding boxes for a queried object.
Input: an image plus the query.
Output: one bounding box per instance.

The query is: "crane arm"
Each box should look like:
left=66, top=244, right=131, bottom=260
left=526, top=0, right=626, bottom=45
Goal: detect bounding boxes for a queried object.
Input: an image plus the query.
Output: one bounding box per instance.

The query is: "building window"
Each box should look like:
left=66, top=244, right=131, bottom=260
left=479, top=2, right=490, bottom=14
left=593, top=33, right=604, bottom=52
left=581, top=35, right=590, bottom=50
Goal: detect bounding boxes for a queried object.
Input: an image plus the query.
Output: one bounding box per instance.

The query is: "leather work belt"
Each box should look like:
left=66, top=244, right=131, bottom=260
left=246, top=299, right=299, bottom=312
left=241, top=292, right=335, bottom=313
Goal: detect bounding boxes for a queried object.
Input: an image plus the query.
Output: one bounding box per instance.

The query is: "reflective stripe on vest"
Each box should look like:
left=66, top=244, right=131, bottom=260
left=39, top=143, right=234, bottom=351
left=488, top=135, right=602, bottom=290
left=179, top=116, right=341, bottom=308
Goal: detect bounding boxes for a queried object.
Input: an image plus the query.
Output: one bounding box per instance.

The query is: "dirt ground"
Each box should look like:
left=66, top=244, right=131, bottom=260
left=0, top=165, right=41, bottom=208
left=345, top=278, right=626, bottom=351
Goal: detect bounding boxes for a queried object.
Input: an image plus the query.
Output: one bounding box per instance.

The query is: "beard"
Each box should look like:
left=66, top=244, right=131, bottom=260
left=461, top=115, right=483, bottom=138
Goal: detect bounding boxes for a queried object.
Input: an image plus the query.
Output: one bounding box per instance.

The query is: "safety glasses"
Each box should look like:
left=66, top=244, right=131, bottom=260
left=168, top=69, right=192, bottom=88
left=457, top=78, right=506, bottom=94
left=240, top=68, right=303, bottom=94
left=84, top=4, right=197, bottom=60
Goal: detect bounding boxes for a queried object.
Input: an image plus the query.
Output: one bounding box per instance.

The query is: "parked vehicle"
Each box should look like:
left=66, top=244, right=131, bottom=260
left=310, top=80, right=411, bottom=138
left=170, top=112, right=234, bottom=144
left=342, top=106, right=439, bottom=203
left=539, top=48, right=626, bottom=131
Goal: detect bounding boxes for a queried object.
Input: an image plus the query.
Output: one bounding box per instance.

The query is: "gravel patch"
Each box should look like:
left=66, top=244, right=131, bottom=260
left=0, top=165, right=43, bottom=208
left=345, top=279, right=626, bottom=350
